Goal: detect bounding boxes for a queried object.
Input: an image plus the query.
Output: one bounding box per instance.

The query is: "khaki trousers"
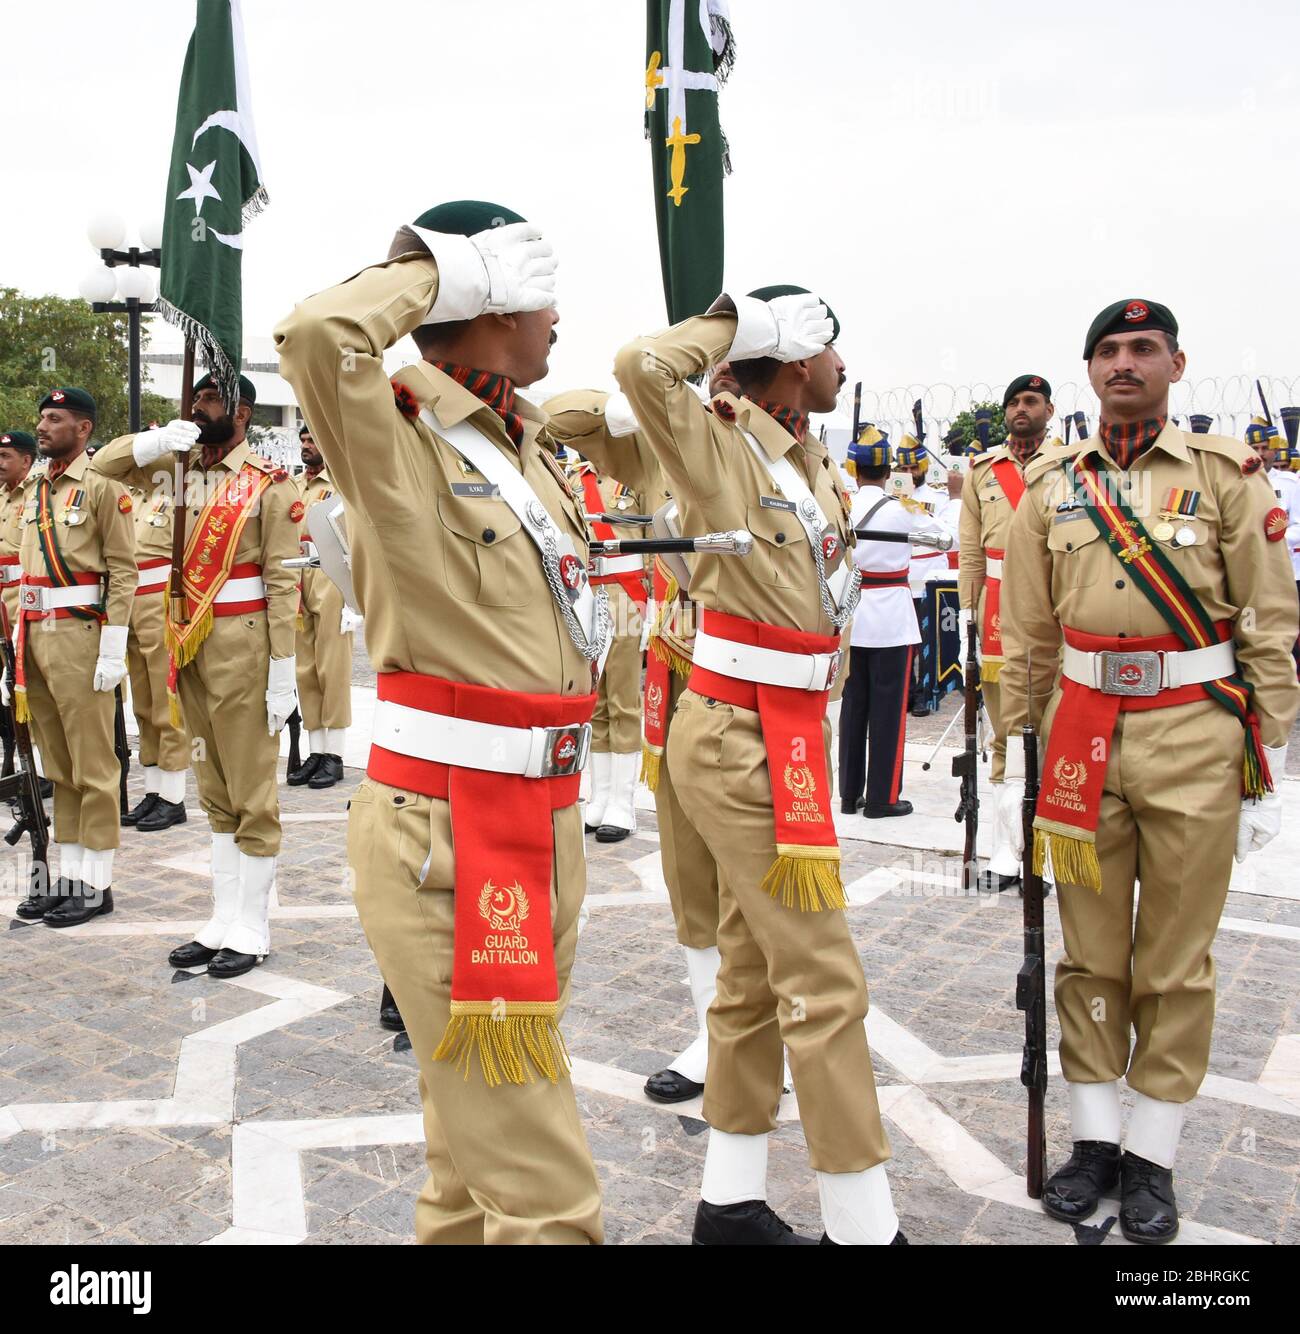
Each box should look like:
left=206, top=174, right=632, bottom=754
left=1049, top=696, right=1241, bottom=1103
left=591, top=589, right=642, bottom=754
left=348, top=777, right=603, bottom=1244
left=23, top=618, right=119, bottom=850
left=296, top=570, right=352, bottom=732
left=127, top=590, right=190, bottom=770
left=977, top=585, right=1007, bottom=782
left=667, top=689, right=891, bottom=1172
left=656, top=668, right=720, bottom=949
left=179, top=614, right=281, bottom=858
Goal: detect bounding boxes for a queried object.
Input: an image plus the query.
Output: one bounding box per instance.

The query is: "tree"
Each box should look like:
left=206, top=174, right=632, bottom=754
left=0, top=288, right=171, bottom=444
left=946, top=401, right=1007, bottom=451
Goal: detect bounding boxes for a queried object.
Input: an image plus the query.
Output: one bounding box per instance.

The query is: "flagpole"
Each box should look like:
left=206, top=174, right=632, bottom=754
left=168, top=339, right=195, bottom=626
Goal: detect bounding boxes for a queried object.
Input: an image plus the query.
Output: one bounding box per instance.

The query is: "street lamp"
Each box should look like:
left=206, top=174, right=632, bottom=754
left=77, top=212, right=162, bottom=433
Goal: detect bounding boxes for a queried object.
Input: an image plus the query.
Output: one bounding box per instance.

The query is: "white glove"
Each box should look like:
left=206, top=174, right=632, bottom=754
left=726, top=291, right=835, bottom=363
left=1235, top=744, right=1287, bottom=862
left=416, top=221, right=556, bottom=323
left=998, top=779, right=1026, bottom=861
left=266, top=655, right=298, bottom=735
left=339, top=606, right=364, bottom=636
left=92, top=624, right=129, bottom=693
left=1, top=671, right=10, bottom=707
left=603, top=391, right=641, bottom=439
left=132, top=419, right=200, bottom=468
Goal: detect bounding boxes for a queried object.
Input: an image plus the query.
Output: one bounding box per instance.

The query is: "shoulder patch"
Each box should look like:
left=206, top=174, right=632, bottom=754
left=1265, top=507, right=1289, bottom=542
left=711, top=397, right=736, bottom=423
left=117, top=493, right=133, bottom=514
left=289, top=499, right=306, bottom=523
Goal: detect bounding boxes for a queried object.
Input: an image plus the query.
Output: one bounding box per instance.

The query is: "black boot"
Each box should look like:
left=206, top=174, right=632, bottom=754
left=136, top=798, right=188, bottom=832
left=644, top=1068, right=704, bottom=1103
left=839, top=797, right=865, bottom=815
left=1119, top=1151, right=1178, bottom=1244
left=307, top=754, right=344, bottom=789
left=863, top=800, right=913, bottom=819
left=978, top=869, right=1021, bottom=893
left=207, top=948, right=263, bottom=979
left=1041, top=1141, right=1121, bottom=1223
left=692, top=1200, right=818, bottom=1246
left=121, top=792, right=161, bottom=827
left=595, top=822, right=632, bottom=843
left=379, top=984, right=405, bottom=1032
left=287, top=753, right=322, bottom=786
left=43, top=885, right=114, bottom=928
left=14, top=874, right=70, bottom=921
left=169, top=940, right=219, bottom=968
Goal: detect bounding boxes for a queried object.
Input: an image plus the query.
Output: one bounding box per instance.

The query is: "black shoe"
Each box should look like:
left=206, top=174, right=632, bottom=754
left=820, top=1229, right=909, bottom=1245
left=1041, top=1140, right=1121, bottom=1223
left=136, top=797, right=188, bottom=832
left=43, top=886, right=113, bottom=928
left=121, top=792, right=161, bottom=827
left=978, top=869, right=1021, bottom=893
left=910, top=704, right=931, bottom=718
left=644, top=1068, right=704, bottom=1103
left=15, top=875, right=70, bottom=921
left=308, top=754, right=344, bottom=789
left=1119, top=1151, right=1178, bottom=1245
left=839, top=798, right=865, bottom=815
left=207, top=948, right=263, bottom=979
left=692, top=1200, right=818, bottom=1246
left=595, top=823, right=632, bottom=843
left=287, top=753, right=323, bottom=786
left=379, top=984, right=405, bottom=1032
left=169, top=940, right=219, bottom=968
left=863, top=800, right=913, bottom=819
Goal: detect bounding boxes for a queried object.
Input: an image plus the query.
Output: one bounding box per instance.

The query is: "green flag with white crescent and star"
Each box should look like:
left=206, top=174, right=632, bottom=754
left=645, top=0, right=734, bottom=323
left=158, top=0, right=267, bottom=406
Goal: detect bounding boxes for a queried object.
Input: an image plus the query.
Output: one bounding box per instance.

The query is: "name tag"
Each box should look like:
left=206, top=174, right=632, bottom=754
left=450, top=482, right=501, bottom=499
left=1051, top=509, right=1087, bottom=526
left=759, top=495, right=795, bottom=512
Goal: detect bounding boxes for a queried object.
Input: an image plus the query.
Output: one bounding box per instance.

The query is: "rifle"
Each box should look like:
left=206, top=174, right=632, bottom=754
left=1015, top=653, right=1048, bottom=1198
left=951, top=620, right=980, bottom=893
left=1, top=704, right=13, bottom=778
left=0, top=602, right=51, bottom=902
left=285, top=707, right=302, bottom=775
left=1256, top=379, right=1274, bottom=427
left=113, top=686, right=130, bottom=817
left=1072, top=410, right=1090, bottom=440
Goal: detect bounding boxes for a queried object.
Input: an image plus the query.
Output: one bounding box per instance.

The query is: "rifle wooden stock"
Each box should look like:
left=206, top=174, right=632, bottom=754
left=286, top=707, right=302, bottom=774
left=1017, top=719, right=1048, bottom=1199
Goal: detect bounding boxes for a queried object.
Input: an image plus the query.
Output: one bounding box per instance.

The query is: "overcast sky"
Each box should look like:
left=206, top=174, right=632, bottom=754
left=4, top=0, right=1299, bottom=429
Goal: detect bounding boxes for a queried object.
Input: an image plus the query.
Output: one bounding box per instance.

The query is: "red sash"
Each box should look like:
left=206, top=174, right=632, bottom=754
left=367, top=671, right=595, bottom=1087
left=641, top=559, right=689, bottom=789
left=687, top=609, right=846, bottom=911
left=980, top=459, right=1027, bottom=683
left=579, top=472, right=648, bottom=609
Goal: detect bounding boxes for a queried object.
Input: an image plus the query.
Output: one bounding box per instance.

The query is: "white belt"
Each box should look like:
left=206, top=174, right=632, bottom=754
left=215, top=575, right=265, bottom=603
left=20, top=581, right=104, bottom=613
left=1061, top=639, right=1236, bottom=696
left=985, top=557, right=1004, bottom=579
left=693, top=627, right=841, bottom=692
left=372, top=698, right=591, bottom=778
left=136, top=563, right=171, bottom=591
left=589, top=553, right=643, bottom=577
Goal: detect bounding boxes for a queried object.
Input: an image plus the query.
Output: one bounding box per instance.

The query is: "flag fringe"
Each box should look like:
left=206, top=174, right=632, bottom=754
left=155, top=297, right=241, bottom=412
left=241, top=184, right=270, bottom=226
left=709, top=5, right=737, bottom=83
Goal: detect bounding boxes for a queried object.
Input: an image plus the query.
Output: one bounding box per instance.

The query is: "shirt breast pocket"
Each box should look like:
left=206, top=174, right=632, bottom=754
left=745, top=502, right=804, bottom=588
left=435, top=493, right=532, bottom=608
left=1047, top=515, right=1105, bottom=587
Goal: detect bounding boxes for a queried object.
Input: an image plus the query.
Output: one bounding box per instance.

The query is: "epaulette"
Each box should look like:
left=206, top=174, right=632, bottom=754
left=1185, top=431, right=1256, bottom=475
left=1024, top=447, right=1070, bottom=487
left=968, top=448, right=999, bottom=474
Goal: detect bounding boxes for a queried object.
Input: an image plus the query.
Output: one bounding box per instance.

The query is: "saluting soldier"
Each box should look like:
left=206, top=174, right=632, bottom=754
left=959, top=373, right=1059, bottom=893
left=0, top=431, right=38, bottom=628
left=616, top=287, right=905, bottom=1246
left=92, top=372, right=300, bottom=979
left=276, top=200, right=605, bottom=1245
left=287, top=424, right=359, bottom=790
left=1001, top=299, right=1300, bottom=1243
left=6, top=389, right=136, bottom=925
left=121, top=474, right=190, bottom=831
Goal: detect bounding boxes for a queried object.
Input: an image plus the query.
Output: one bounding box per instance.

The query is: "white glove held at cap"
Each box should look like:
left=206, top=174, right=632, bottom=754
left=132, top=419, right=200, bottom=468
left=727, top=292, right=835, bottom=364
left=266, top=655, right=298, bottom=735
left=93, top=624, right=129, bottom=693
left=1235, top=744, right=1287, bottom=862
left=416, top=221, right=556, bottom=323
left=998, top=779, right=1026, bottom=861
left=603, top=391, right=641, bottom=439
left=339, top=607, right=364, bottom=636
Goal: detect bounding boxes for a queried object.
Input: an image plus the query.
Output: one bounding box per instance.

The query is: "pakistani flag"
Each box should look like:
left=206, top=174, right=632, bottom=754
left=158, top=0, right=267, bottom=406
left=645, top=0, right=735, bottom=323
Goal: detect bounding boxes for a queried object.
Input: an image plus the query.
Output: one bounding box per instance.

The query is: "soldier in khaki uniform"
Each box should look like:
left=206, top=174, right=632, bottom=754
left=288, top=425, right=357, bottom=790
left=276, top=200, right=603, bottom=1245
left=1001, top=299, right=1300, bottom=1243
left=121, top=482, right=190, bottom=831
left=0, top=430, right=38, bottom=628
left=959, top=373, right=1059, bottom=892
left=616, top=287, right=905, bottom=1246
left=6, top=389, right=136, bottom=926
left=92, top=373, right=300, bottom=979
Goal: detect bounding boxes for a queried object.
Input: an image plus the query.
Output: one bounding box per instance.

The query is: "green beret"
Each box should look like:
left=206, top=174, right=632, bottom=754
left=1083, top=298, right=1178, bottom=360
left=38, top=386, right=96, bottom=420
left=1002, top=373, right=1052, bottom=408
left=194, top=371, right=257, bottom=406
left=747, top=284, right=841, bottom=343
left=0, top=430, right=37, bottom=455
left=413, top=200, right=526, bottom=236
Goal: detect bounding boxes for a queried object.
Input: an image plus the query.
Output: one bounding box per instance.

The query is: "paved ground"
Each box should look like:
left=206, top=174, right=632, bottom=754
left=0, top=675, right=1297, bottom=1247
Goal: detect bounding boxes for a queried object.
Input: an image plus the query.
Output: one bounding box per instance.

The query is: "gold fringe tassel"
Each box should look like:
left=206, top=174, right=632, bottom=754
left=761, top=849, right=848, bottom=911
left=649, top=635, right=692, bottom=679
left=168, top=689, right=182, bottom=730
left=295, top=612, right=305, bottom=633
left=1033, top=827, right=1101, bottom=893
left=980, top=657, right=1003, bottom=684
left=640, top=745, right=662, bottom=792
left=15, top=688, right=30, bottom=725
left=433, top=1006, right=569, bottom=1088
left=165, top=606, right=214, bottom=671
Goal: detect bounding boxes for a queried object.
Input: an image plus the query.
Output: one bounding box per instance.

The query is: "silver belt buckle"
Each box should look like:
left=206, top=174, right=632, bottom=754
left=537, top=722, right=591, bottom=777
left=813, top=649, right=842, bottom=691
left=20, top=586, right=40, bottom=612
left=1098, top=650, right=1161, bottom=696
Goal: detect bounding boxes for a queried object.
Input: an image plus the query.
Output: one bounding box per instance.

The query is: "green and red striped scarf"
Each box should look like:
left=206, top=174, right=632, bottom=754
left=1099, top=416, right=1165, bottom=469
left=433, top=361, right=524, bottom=447
left=753, top=399, right=809, bottom=443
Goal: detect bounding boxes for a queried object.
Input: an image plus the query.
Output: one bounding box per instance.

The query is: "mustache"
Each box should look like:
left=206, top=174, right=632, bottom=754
left=548, top=331, right=558, bottom=347
left=1107, top=374, right=1143, bottom=386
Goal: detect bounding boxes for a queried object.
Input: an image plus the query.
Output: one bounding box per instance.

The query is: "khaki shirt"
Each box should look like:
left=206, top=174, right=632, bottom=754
left=1000, top=424, right=1300, bottom=748
left=297, top=467, right=343, bottom=615
left=0, top=473, right=33, bottom=560
left=131, top=485, right=175, bottom=561
left=274, top=253, right=595, bottom=698
left=17, top=448, right=137, bottom=627
left=91, top=437, right=300, bottom=659
left=612, top=313, right=855, bottom=639
left=547, top=389, right=672, bottom=518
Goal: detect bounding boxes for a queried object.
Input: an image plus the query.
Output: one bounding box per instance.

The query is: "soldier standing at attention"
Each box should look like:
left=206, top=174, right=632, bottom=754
left=7, top=389, right=136, bottom=925
left=616, top=286, right=906, bottom=1246
left=1001, top=299, right=1299, bottom=1243
left=0, top=431, right=38, bottom=628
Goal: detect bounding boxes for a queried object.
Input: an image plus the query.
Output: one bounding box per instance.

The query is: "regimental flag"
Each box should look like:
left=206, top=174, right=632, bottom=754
left=645, top=0, right=735, bottom=322
left=158, top=0, right=268, bottom=406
